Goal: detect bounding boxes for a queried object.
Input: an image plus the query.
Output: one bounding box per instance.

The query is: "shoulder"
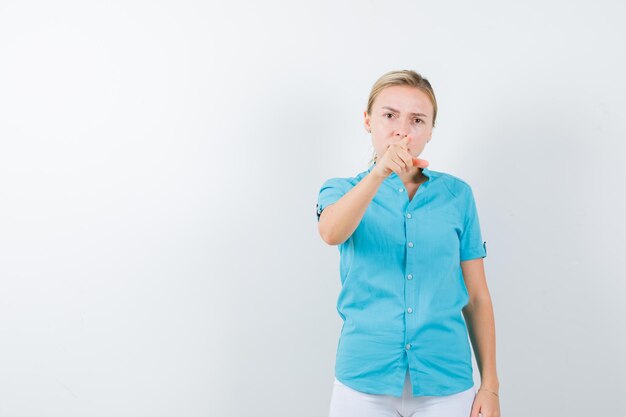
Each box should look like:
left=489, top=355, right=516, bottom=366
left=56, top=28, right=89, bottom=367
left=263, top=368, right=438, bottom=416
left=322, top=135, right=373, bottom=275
left=429, top=169, right=474, bottom=198
left=319, top=168, right=370, bottom=191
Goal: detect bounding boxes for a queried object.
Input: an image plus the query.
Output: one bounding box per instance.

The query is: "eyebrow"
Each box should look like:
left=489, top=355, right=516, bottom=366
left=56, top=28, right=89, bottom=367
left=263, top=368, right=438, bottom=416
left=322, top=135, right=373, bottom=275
left=381, top=106, right=429, bottom=118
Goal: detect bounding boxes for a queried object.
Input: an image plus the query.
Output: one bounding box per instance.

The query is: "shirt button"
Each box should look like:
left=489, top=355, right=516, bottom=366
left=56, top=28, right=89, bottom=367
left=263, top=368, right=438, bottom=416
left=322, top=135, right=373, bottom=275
left=407, top=274, right=413, bottom=280
left=398, top=188, right=405, bottom=193
left=407, top=307, right=413, bottom=313
left=408, top=242, right=414, bottom=248
left=405, top=344, right=412, bottom=350
left=406, top=213, right=412, bottom=219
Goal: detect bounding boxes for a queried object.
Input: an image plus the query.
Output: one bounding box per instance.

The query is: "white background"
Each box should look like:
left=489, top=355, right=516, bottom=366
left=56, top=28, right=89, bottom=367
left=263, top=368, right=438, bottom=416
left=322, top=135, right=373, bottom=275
left=1, top=1, right=625, bottom=416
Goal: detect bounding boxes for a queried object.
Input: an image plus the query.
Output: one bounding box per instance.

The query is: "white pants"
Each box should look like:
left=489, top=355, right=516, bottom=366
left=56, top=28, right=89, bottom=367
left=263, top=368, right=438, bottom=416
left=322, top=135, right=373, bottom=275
left=328, top=369, right=476, bottom=417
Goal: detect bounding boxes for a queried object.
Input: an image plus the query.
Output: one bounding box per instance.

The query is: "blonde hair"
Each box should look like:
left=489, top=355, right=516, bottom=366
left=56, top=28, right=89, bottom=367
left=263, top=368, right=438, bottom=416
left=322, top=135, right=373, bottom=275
left=366, top=70, right=437, bottom=166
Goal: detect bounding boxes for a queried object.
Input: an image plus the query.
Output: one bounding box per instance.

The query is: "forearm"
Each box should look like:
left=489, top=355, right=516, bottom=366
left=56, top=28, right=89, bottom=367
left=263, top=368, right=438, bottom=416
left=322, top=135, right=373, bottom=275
left=463, top=297, right=499, bottom=391
left=318, top=172, right=385, bottom=245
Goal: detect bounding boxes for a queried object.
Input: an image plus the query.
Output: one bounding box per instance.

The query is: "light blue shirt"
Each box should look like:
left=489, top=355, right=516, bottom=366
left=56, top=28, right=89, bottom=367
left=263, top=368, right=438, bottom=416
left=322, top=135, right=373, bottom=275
left=316, top=164, right=487, bottom=397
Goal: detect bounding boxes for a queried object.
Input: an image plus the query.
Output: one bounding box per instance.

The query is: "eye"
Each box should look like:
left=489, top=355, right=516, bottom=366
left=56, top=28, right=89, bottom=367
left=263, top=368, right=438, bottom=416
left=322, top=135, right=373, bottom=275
left=384, top=113, right=394, bottom=119
left=414, top=118, right=424, bottom=124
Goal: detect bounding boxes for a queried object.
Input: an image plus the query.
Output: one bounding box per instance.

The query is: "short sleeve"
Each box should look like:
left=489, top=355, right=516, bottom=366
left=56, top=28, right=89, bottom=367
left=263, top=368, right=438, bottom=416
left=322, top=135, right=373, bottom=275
left=316, top=178, right=347, bottom=222
left=459, top=185, right=487, bottom=261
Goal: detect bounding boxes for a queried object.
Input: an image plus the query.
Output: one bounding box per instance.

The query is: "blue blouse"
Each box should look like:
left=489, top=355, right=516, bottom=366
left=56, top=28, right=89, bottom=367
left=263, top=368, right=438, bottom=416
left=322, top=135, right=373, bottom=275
left=316, top=164, right=487, bottom=397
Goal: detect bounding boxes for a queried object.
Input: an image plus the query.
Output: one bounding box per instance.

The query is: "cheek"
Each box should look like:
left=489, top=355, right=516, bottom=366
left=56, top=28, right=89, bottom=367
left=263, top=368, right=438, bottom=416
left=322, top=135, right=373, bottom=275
left=412, top=126, right=432, bottom=139
left=408, top=137, right=428, bottom=150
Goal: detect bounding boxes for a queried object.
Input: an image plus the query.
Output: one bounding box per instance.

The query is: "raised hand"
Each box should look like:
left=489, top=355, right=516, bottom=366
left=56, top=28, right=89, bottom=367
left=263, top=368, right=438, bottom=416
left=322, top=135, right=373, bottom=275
left=371, top=135, right=429, bottom=179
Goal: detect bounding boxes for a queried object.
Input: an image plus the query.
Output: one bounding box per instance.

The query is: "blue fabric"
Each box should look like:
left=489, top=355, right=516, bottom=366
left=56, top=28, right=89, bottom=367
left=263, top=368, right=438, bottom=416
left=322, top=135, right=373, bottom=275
left=316, top=164, right=487, bottom=397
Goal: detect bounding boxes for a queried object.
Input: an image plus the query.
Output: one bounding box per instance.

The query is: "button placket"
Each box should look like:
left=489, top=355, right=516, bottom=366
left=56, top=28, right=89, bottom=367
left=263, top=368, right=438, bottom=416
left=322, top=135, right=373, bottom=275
left=388, top=171, right=425, bottom=358
left=404, top=202, right=417, bottom=357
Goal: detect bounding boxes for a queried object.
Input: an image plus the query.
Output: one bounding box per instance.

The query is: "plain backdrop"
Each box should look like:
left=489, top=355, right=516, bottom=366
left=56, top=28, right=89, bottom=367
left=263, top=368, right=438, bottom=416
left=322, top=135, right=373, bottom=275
left=1, top=1, right=625, bottom=416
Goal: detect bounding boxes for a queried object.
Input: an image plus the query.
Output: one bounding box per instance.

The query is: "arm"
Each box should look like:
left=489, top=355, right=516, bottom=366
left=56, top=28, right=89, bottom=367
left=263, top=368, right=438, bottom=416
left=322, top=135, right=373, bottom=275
left=318, top=171, right=385, bottom=246
left=461, top=258, right=499, bottom=393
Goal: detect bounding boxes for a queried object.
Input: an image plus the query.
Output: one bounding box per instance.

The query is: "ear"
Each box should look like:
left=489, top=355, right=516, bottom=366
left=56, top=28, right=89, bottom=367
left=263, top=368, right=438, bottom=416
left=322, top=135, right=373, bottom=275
left=363, top=110, right=371, bottom=132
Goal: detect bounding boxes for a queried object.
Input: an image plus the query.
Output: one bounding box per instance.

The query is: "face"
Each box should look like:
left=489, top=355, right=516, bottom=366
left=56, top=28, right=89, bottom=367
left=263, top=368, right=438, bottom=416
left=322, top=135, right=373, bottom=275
left=364, top=85, right=434, bottom=160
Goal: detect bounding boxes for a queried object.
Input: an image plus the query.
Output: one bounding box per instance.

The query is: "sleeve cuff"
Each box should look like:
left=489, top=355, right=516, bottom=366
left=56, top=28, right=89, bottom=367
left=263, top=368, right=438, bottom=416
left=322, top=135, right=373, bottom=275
left=460, top=241, right=487, bottom=261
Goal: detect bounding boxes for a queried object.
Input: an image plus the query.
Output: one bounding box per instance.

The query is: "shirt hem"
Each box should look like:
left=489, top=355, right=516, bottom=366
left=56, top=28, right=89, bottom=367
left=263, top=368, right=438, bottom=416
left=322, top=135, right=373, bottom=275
left=335, top=374, right=476, bottom=397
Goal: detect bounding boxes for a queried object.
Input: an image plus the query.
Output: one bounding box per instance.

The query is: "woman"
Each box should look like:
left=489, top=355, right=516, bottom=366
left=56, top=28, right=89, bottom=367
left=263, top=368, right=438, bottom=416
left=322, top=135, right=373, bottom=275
left=316, top=70, right=501, bottom=417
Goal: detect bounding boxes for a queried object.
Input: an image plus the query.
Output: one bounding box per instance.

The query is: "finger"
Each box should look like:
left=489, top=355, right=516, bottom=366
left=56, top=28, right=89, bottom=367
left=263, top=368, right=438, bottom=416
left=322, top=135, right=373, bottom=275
left=389, top=156, right=407, bottom=173
left=396, top=148, right=414, bottom=170
left=399, top=135, right=411, bottom=148
left=390, top=155, right=407, bottom=173
left=392, top=135, right=410, bottom=151
left=391, top=139, right=411, bottom=155
left=412, top=158, right=429, bottom=168
left=470, top=400, right=481, bottom=417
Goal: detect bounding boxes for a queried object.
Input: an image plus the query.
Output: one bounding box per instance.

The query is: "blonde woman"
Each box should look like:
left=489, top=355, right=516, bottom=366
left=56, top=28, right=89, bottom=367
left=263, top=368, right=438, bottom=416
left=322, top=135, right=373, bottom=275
left=316, top=70, right=501, bottom=417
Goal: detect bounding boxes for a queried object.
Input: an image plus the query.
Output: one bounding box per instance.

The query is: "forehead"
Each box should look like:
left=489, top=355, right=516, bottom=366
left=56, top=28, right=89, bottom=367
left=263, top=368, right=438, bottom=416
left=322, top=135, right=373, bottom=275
left=374, top=85, right=433, bottom=114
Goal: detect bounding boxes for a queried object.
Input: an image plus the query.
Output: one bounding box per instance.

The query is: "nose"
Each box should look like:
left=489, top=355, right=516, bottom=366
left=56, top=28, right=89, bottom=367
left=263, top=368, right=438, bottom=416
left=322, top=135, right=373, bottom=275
left=394, top=118, right=412, bottom=137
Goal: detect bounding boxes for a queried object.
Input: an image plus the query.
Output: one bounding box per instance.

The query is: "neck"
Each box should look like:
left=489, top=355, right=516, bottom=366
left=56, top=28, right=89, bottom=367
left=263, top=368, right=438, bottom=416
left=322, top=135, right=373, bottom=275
left=398, top=167, right=427, bottom=184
